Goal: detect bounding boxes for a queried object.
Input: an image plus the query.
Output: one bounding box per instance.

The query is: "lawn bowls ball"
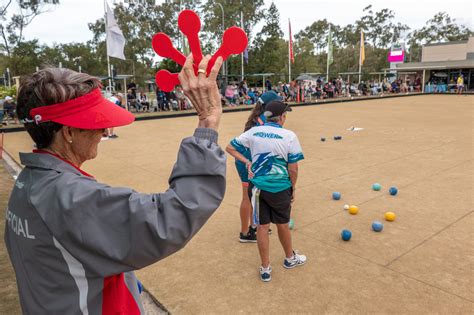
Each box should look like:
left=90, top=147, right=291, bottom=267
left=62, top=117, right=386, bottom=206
left=372, top=183, right=382, bottom=191
left=348, top=205, right=359, bottom=215
left=341, top=229, right=352, bottom=241
left=389, top=187, right=398, bottom=196
left=372, top=221, right=384, bottom=232
left=384, top=212, right=396, bottom=221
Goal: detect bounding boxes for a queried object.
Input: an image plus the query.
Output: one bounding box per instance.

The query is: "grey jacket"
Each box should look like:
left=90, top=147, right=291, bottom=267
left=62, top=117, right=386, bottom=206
left=4, top=128, right=226, bottom=314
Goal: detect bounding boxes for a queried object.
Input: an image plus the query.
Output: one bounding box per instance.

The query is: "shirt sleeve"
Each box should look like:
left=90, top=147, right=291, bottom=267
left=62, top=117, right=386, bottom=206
left=230, top=129, right=252, bottom=151
left=30, top=128, right=226, bottom=277
left=288, top=133, right=304, bottom=164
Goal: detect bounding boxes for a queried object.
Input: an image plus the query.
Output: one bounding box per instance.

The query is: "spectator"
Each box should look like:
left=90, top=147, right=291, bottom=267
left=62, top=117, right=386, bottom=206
left=239, top=79, right=248, bottom=98
left=139, top=91, right=150, bottom=112
left=3, top=96, right=19, bottom=125
left=105, top=93, right=123, bottom=139
left=457, top=74, right=464, bottom=94
left=155, top=87, right=169, bottom=111
left=175, top=86, right=187, bottom=110
left=225, top=84, right=236, bottom=106
left=265, top=79, right=272, bottom=91
left=0, top=97, right=5, bottom=125
left=166, top=91, right=178, bottom=111
left=248, top=89, right=257, bottom=104
left=415, top=77, right=421, bottom=92
left=127, top=89, right=140, bottom=112
left=127, top=80, right=137, bottom=98
left=233, top=83, right=240, bottom=104
left=391, top=80, right=399, bottom=93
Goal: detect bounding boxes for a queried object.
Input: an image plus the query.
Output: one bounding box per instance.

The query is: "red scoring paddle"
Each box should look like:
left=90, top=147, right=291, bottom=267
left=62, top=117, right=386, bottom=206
left=155, top=70, right=180, bottom=92
left=178, top=10, right=203, bottom=66
left=206, top=27, right=248, bottom=74
left=152, top=33, right=187, bottom=66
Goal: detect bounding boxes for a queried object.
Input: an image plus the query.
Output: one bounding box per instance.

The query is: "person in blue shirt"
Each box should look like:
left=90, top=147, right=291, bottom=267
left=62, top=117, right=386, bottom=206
left=227, top=91, right=282, bottom=243
left=227, top=100, right=306, bottom=282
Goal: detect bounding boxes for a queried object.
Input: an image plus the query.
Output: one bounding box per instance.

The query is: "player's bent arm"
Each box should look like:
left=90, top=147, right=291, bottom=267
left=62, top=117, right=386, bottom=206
left=226, top=144, right=251, bottom=165
left=288, top=162, right=298, bottom=189
left=30, top=128, right=226, bottom=277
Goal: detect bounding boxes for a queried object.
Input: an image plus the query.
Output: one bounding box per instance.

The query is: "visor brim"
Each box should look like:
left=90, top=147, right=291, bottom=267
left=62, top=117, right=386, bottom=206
left=53, top=98, right=135, bottom=129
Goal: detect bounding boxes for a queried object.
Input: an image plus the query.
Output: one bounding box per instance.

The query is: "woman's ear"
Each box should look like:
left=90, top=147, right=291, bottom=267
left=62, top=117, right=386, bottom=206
left=61, top=126, right=74, bottom=144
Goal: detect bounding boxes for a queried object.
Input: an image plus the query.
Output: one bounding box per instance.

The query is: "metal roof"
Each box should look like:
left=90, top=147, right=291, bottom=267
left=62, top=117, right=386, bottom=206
left=394, top=60, right=474, bottom=71
left=424, top=40, right=468, bottom=47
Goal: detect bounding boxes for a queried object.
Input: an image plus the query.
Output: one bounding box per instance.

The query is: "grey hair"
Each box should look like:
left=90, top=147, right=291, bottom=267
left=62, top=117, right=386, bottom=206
left=16, top=67, right=102, bottom=149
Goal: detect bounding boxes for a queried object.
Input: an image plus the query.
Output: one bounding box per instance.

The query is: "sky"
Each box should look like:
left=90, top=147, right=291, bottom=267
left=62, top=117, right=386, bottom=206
left=17, top=0, right=473, bottom=46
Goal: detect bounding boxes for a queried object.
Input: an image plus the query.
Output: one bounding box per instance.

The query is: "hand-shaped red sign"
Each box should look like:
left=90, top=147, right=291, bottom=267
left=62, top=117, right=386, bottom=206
left=153, top=10, right=248, bottom=92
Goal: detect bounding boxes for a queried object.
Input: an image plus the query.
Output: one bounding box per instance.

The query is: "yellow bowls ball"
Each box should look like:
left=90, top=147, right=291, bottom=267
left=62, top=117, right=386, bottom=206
left=384, top=212, right=396, bottom=221
left=348, top=205, right=359, bottom=215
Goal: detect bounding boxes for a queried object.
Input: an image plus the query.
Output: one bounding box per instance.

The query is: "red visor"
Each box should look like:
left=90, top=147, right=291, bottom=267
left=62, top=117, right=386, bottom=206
left=29, top=88, right=135, bottom=129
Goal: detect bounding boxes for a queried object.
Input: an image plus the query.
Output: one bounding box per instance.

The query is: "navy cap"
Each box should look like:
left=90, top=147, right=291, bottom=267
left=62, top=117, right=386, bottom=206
left=263, top=100, right=292, bottom=118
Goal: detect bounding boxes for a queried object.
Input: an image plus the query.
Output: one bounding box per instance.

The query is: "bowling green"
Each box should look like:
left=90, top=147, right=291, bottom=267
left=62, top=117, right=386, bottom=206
left=1, top=94, right=473, bottom=313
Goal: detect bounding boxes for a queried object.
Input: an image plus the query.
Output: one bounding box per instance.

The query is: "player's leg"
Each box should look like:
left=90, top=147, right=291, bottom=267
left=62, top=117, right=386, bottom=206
left=276, top=222, right=293, bottom=258
left=239, top=183, right=256, bottom=243
left=240, top=183, right=252, bottom=234
left=265, top=187, right=307, bottom=269
left=257, top=223, right=271, bottom=268
left=238, top=162, right=256, bottom=243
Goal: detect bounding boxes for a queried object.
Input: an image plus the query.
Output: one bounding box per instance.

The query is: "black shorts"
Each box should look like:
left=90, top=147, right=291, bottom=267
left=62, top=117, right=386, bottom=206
left=248, top=183, right=292, bottom=225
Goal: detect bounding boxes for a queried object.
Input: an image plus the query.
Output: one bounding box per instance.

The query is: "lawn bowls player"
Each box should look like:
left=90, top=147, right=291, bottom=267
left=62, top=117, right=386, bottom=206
left=226, top=100, right=306, bottom=282
left=227, top=91, right=282, bottom=243
left=5, top=55, right=225, bottom=314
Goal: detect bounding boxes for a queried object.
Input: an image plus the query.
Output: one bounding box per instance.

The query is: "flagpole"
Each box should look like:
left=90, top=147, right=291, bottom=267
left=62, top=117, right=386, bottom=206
left=104, top=0, right=112, bottom=92
left=240, top=10, right=244, bottom=81
left=288, top=19, right=291, bottom=83
left=358, top=30, right=362, bottom=84
left=326, top=24, right=331, bottom=83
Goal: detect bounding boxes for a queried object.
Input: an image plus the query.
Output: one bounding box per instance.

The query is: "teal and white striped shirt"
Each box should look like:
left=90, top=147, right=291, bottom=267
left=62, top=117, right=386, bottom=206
left=230, top=122, right=304, bottom=193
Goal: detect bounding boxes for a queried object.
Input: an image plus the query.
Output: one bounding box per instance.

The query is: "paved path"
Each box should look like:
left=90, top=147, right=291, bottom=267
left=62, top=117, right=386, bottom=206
left=0, top=162, right=21, bottom=314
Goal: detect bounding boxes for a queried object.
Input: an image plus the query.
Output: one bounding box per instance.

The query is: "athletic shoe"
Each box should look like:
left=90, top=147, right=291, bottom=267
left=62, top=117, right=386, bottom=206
left=239, top=231, right=256, bottom=243
left=283, top=250, right=307, bottom=269
left=259, top=265, right=272, bottom=282
left=109, top=134, right=119, bottom=139
left=250, top=225, right=272, bottom=235
left=249, top=225, right=257, bottom=234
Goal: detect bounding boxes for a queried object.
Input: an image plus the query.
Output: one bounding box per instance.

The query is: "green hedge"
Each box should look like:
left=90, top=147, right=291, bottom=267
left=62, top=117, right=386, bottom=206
left=0, top=86, right=17, bottom=99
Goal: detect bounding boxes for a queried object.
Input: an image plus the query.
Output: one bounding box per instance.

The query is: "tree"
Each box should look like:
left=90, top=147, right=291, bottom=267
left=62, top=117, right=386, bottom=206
left=7, top=39, right=41, bottom=75
left=406, top=12, right=473, bottom=61
left=201, top=0, right=265, bottom=52
left=295, top=19, right=330, bottom=53
left=245, top=2, right=286, bottom=82
left=0, top=0, right=59, bottom=57
left=357, top=5, right=409, bottom=49
left=292, top=37, right=320, bottom=74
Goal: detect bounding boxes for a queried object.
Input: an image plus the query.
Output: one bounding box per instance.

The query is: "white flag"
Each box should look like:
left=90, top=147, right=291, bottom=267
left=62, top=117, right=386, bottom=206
left=106, top=3, right=126, bottom=60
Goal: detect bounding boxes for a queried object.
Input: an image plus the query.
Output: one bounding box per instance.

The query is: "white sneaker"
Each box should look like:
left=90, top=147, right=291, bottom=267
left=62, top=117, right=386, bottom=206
left=283, top=250, right=307, bottom=269
left=259, top=265, right=272, bottom=282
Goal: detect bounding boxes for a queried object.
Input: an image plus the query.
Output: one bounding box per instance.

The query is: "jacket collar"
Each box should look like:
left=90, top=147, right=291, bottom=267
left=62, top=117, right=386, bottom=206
left=19, top=151, right=93, bottom=178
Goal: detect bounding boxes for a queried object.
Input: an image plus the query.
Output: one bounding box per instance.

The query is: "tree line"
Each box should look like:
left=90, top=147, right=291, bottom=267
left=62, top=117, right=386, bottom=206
left=1, top=0, right=472, bottom=86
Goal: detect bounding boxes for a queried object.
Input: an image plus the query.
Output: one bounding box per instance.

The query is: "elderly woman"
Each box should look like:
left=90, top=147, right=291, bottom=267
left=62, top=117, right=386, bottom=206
left=5, top=55, right=225, bottom=314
